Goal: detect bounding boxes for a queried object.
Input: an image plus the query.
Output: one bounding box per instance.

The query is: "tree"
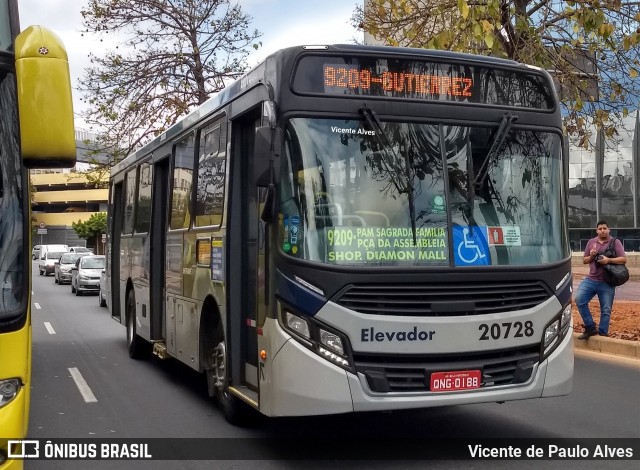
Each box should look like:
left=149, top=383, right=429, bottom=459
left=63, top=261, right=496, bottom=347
left=72, top=213, right=107, bottom=254
left=353, top=0, right=640, bottom=147
left=79, top=0, right=262, bottom=156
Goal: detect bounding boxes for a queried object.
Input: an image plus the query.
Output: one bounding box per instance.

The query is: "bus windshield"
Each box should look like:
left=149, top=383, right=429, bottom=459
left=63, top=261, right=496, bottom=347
left=279, top=117, right=566, bottom=267
left=0, top=67, right=26, bottom=320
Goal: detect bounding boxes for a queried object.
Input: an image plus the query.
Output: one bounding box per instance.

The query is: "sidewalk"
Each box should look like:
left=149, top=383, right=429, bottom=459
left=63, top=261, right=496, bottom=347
left=572, top=333, right=640, bottom=358
left=571, top=261, right=640, bottom=360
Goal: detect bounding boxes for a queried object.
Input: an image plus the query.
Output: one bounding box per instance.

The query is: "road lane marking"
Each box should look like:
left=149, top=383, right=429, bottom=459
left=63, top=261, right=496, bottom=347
left=34, top=303, right=41, bottom=310
left=68, top=367, right=98, bottom=403
left=44, top=322, right=56, bottom=334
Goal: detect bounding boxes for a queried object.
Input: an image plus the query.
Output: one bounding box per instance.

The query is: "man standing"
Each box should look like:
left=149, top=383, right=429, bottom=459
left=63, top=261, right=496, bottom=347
left=575, top=220, right=627, bottom=339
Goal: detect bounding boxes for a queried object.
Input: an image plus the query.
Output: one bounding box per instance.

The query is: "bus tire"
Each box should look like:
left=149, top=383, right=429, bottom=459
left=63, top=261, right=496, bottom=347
left=209, top=328, right=254, bottom=426
left=99, top=286, right=107, bottom=307
left=126, top=290, right=149, bottom=359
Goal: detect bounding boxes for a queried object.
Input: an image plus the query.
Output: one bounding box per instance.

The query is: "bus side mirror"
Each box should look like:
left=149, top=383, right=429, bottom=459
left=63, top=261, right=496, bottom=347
left=254, top=127, right=281, bottom=187
left=15, top=26, right=76, bottom=168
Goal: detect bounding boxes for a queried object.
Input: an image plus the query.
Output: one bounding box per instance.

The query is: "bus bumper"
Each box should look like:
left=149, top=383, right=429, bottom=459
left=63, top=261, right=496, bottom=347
left=349, top=326, right=573, bottom=412
left=264, top=321, right=573, bottom=416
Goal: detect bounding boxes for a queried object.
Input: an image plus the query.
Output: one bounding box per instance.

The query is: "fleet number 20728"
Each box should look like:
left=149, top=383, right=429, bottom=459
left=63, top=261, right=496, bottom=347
left=478, top=321, right=534, bottom=340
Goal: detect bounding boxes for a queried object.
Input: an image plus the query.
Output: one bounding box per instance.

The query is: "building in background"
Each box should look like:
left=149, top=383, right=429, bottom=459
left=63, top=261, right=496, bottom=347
left=568, top=112, right=639, bottom=251
left=30, top=129, right=109, bottom=250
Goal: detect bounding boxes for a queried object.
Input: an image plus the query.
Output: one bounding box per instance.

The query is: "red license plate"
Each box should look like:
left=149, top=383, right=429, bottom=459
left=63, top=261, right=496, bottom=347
left=429, top=370, right=482, bottom=392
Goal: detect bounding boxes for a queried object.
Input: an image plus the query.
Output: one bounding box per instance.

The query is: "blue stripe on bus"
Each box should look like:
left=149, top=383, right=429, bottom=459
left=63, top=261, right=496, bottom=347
left=556, top=276, right=573, bottom=307
left=275, top=270, right=326, bottom=316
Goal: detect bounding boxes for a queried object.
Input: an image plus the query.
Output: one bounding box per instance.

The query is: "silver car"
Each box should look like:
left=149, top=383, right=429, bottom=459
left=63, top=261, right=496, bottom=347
left=69, top=246, right=93, bottom=255
left=39, top=251, right=65, bottom=276
left=54, top=253, right=85, bottom=285
left=32, top=245, right=41, bottom=260
left=71, top=255, right=106, bottom=296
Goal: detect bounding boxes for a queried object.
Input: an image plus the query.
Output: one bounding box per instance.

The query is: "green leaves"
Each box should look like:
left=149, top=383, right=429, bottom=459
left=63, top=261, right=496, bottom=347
left=352, top=0, right=640, bottom=148
left=72, top=213, right=107, bottom=240
left=458, top=0, right=470, bottom=19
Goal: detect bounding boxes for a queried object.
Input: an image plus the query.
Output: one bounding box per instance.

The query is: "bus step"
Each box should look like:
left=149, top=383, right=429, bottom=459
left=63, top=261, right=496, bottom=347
left=229, top=385, right=259, bottom=409
left=152, top=342, right=169, bottom=360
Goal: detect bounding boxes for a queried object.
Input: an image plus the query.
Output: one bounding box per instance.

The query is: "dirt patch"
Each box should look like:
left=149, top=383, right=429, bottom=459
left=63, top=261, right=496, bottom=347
left=572, top=300, right=640, bottom=341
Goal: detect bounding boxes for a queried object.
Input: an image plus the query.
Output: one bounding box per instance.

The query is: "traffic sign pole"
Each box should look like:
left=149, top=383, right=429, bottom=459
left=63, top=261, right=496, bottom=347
left=38, top=222, right=46, bottom=246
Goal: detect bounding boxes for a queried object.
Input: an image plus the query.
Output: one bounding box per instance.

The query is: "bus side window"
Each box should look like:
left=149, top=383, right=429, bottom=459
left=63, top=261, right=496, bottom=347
left=170, top=134, right=195, bottom=229
left=123, top=170, right=137, bottom=234
left=134, top=162, right=152, bottom=233
left=195, top=119, right=226, bottom=227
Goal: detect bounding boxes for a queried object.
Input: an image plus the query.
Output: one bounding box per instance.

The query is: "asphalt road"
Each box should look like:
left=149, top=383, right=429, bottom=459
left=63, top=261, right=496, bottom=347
left=23, top=262, right=640, bottom=469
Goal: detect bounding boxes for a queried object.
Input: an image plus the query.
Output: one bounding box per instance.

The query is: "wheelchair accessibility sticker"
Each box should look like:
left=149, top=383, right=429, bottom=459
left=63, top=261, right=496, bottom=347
left=453, top=226, right=490, bottom=266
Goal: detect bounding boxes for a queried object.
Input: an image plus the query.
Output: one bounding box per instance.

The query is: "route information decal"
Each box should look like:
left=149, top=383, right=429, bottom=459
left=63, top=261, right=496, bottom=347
left=326, top=226, right=448, bottom=264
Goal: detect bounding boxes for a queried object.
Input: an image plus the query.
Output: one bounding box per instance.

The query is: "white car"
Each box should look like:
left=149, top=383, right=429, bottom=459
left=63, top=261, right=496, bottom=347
left=32, top=245, right=41, bottom=260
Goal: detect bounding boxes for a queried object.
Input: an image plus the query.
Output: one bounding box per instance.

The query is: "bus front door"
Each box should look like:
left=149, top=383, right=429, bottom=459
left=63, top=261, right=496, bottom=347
left=228, top=109, right=263, bottom=395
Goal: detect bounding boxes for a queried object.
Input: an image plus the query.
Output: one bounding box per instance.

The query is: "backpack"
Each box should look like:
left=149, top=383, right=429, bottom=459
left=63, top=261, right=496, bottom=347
left=601, top=238, right=629, bottom=287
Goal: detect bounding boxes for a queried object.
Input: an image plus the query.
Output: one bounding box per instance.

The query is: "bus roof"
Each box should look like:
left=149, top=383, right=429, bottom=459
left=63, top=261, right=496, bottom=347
left=112, top=44, right=548, bottom=176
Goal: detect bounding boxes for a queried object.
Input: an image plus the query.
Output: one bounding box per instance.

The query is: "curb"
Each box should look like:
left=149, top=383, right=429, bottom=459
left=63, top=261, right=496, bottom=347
left=572, top=333, right=640, bottom=359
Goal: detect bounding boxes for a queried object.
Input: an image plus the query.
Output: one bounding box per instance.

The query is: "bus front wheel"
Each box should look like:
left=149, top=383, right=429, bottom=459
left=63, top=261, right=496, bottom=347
left=126, top=290, right=149, bottom=359
left=209, top=329, right=253, bottom=425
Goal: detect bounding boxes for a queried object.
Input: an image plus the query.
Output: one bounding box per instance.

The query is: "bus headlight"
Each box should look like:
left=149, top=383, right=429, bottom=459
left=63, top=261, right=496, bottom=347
left=285, top=311, right=310, bottom=340
left=319, top=329, right=344, bottom=355
left=279, top=303, right=353, bottom=371
left=560, top=304, right=571, bottom=334
left=541, top=304, right=572, bottom=359
left=0, top=379, right=20, bottom=408
left=543, top=321, right=559, bottom=348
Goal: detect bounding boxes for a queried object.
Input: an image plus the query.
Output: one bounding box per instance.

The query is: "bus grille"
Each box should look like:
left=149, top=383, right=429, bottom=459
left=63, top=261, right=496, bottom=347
left=354, top=345, right=540, bottom=393
left=334, top=281, right=551, bottom=316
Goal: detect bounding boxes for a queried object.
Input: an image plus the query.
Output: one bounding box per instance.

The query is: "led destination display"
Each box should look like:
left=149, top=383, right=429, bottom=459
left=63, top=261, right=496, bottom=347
left=323, top=65, right=473, bottom=98
left=326, top=226, right=448, bottom=265
left=293, top=55, right=554, bottom=109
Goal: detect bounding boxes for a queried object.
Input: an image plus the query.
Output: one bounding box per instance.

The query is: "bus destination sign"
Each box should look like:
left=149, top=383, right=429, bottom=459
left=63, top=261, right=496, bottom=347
left=293, top=55, right=554, bottom=109
left=324, top=64, right=473, bottom=100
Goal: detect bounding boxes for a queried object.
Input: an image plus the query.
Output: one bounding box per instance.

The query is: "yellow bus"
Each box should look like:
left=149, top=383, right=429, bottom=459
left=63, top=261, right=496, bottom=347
left=0, top=1, right=75, bottom=467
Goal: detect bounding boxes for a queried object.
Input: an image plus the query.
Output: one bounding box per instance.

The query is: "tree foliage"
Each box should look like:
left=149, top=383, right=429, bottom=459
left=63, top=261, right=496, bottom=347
left=79, top=0, right=261, bottom=156
left=353, top=0, right=640, bottom=147
left=72, top=212, right=107, bottom=240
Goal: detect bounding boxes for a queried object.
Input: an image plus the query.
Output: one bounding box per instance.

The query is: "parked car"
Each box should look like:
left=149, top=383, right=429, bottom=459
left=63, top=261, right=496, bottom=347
left=71, top=255, right=105, bottom=296
left=38, top=250, right=65, bottom=276
left=54, top=253, right=86, bottom=285
left=32, top=245, right=41, bottom=260
left=69, top=246, right=93, bottom=255
left=98, top=268, right=107, bottom=307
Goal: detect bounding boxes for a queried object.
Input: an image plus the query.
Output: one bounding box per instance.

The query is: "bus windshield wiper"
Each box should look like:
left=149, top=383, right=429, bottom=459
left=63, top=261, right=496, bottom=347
left=473, top=112, right=518, bottom=190
left=360, top=106, right=417, bottom=243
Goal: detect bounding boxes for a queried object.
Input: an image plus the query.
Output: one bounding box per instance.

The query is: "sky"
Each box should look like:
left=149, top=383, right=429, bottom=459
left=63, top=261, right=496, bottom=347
left=18, top=0, right=363, bottom=130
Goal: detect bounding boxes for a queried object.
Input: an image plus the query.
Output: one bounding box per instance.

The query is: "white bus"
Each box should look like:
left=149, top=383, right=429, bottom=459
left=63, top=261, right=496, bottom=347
left=105, top=44, right=573, bottom=423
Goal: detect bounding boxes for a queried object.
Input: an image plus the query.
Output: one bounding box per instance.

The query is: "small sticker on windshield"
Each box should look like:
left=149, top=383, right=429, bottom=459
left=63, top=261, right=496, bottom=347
left=290, top=216, right=300, bottom=245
